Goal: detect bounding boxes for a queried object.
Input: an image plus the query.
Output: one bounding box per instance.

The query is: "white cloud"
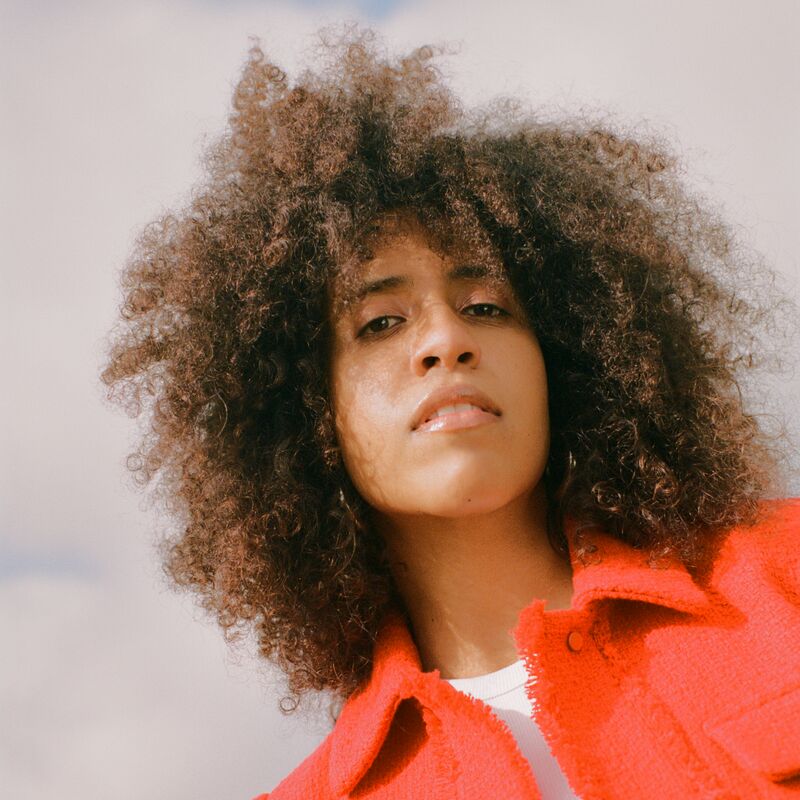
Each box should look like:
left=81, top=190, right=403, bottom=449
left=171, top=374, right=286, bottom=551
left=1, top=0, right=798, bottom=796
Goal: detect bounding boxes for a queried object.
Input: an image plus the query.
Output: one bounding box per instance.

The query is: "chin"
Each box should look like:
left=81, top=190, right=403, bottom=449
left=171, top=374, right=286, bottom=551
left=411, top=483, right=518, bottom=518
left=441, top=500, right=509, bottom=518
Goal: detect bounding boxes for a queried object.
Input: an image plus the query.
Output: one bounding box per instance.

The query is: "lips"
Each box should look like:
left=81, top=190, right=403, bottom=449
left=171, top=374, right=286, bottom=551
left=411, top=384, right=501, bottom=431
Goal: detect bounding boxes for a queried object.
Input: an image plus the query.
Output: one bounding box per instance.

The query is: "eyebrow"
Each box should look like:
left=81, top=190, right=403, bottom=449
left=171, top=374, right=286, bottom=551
left=343, top=264, right=505, bottom=307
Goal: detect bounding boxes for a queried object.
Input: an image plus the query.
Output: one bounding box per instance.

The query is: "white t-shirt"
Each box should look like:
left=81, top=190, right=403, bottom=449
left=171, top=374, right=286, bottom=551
left=445, top=659, right=581, bottom=800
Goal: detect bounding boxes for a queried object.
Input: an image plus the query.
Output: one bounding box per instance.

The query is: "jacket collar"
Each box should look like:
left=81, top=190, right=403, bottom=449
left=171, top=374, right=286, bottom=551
left=564, top=517, right=712, bottom=615
left=328, top=608, right=428, bottom=795
left=328, top=514, right=713, bottom=795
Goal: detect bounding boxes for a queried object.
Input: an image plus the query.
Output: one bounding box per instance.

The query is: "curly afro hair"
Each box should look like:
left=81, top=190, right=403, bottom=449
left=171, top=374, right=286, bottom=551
left=101, top=23, right=793, bottom=707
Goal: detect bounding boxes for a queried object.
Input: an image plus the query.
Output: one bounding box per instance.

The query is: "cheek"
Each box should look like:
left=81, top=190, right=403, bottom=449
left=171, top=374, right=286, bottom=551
left=331, top=356, right=395, bottom=477
left=508, top=335, right=549, bottom=429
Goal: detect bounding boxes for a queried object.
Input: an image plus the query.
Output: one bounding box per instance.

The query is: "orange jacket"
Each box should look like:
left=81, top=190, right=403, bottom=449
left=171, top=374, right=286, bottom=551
left=255, top=498, right=800, bottom=799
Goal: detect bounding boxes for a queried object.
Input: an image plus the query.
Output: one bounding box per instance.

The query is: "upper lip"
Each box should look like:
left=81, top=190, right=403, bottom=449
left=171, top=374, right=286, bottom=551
left=411, top=384, right=501, bottom=430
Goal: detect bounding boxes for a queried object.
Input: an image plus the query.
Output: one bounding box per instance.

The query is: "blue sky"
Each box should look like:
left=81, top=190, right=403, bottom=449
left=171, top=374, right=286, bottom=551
left=238, top=0, right=406, bottom=19
left=0, top=550, right=100, bottom=581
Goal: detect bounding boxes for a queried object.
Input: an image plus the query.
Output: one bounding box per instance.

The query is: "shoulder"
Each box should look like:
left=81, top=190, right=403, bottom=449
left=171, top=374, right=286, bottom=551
left=707, top=496, right=800, bottom=605
left=716, top=497, right=800, bottom=561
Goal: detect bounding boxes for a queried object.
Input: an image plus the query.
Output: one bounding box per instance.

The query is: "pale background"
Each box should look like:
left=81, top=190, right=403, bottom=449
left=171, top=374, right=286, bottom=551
left=2, top=0, right=798, bottom=797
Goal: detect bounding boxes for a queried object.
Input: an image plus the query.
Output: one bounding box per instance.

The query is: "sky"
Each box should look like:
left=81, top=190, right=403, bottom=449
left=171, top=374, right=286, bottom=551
left=1, top=0, right=798, bottom=797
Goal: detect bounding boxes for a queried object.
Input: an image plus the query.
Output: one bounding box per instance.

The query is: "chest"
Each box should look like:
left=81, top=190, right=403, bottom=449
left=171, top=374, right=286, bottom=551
left=357, top=598, right=800, bottom=799
left=516, top=593, right=800, bottom=799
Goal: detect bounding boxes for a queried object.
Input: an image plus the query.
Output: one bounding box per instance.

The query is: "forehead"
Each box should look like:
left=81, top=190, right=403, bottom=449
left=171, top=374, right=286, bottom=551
left=329, top=216, right=510, bottom=315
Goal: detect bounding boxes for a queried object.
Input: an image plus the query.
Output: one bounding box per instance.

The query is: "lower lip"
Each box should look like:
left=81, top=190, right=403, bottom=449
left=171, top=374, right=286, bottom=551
left=415, top=408, right=500, bottom=433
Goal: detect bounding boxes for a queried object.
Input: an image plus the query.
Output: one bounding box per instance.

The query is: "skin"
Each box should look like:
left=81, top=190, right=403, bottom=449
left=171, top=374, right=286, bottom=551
left=329, top=217, right=575, bottom=679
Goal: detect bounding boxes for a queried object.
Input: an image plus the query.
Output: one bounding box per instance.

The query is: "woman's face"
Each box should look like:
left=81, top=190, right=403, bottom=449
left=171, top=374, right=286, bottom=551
left=329, top=221, right=550, bottom=519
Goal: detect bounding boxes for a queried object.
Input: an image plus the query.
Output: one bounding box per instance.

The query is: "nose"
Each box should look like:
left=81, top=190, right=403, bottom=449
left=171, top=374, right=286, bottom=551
left=410, top=302, right=481, bottom=376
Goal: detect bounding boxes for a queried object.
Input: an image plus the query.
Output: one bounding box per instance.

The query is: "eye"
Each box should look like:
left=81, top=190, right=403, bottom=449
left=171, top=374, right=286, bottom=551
left=463, top=303, right=510, bottom=320
left=357, top=315, right=404, bottom=338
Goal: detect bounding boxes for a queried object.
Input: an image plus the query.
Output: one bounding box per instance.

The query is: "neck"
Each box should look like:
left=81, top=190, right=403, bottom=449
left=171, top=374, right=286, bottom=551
left=374, top=483, right=574, bottom=679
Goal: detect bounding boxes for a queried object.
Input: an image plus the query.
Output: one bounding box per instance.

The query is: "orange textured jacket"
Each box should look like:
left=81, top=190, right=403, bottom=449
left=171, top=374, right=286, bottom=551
left=254, top=498, right=800, bottom=799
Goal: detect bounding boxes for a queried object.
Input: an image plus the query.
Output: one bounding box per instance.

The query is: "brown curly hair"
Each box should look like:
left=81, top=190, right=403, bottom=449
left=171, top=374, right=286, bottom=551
left=100, top=23, right=794, bottom=707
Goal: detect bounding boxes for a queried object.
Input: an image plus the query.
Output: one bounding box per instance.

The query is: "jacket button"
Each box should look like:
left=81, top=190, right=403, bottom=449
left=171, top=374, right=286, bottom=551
left=567, top=630, right=584, bottom=652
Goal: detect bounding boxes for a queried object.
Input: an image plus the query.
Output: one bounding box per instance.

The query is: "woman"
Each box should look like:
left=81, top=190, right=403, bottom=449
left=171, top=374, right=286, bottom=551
left=101, top=25, right=800, bottom=799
